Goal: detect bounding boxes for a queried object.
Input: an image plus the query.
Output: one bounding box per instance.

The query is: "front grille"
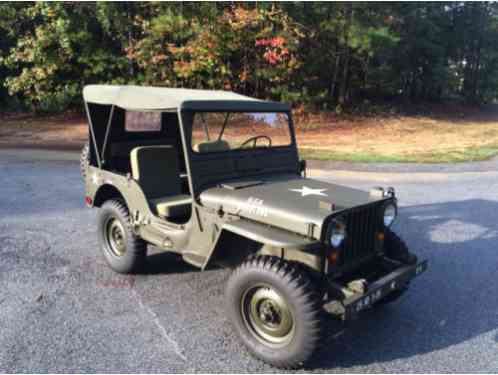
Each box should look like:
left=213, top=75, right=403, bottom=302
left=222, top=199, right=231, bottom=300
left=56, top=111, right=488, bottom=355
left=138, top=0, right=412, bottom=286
left=338, top=203, right=383, bottom=267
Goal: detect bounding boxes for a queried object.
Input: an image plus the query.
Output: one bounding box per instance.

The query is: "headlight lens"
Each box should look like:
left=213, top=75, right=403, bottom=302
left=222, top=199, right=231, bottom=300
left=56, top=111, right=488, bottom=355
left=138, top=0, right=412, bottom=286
left=329, top=219, right=346, bottom=248
left=383, top=203, right=397, bottom=227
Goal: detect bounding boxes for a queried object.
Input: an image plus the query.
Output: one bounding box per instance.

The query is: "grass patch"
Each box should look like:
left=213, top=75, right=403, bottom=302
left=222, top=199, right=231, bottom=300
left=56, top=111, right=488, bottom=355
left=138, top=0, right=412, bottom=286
left=299, top=145, right=498, bottom=163
left=299, top=148, right=409, bottom=163
left=296, top=104, right=498, bottom=163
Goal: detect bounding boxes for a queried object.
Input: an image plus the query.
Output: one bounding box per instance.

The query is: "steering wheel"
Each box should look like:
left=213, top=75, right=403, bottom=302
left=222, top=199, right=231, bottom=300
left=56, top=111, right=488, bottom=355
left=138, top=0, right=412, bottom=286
left=239, top=135, right=272, bottom=149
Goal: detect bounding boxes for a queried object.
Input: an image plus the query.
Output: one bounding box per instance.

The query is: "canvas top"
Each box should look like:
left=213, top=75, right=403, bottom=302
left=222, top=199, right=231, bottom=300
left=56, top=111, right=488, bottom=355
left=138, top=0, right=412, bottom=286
left=83, top=85, right=288, bottom=111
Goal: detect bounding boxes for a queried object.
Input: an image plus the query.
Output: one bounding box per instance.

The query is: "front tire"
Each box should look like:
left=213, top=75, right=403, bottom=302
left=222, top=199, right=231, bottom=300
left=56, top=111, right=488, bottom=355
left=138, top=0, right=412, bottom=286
left=97, top=199, right=147, bottom=274
left=225, top=256, right=322, bottom=368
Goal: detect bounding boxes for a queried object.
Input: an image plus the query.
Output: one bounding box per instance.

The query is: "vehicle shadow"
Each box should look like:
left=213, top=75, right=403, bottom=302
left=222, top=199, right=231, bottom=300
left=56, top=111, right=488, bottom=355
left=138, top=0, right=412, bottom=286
left=310, top=199, right=498, bottom=370
left=143, top=251, right=222, bottom=275
left=142, top=252, right=197, bottom=275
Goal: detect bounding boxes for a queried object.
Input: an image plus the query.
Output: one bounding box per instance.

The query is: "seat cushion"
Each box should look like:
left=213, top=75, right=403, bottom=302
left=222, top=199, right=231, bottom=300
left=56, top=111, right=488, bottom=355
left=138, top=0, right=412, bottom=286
left=193, top=139, right=230, bottom=153
left=110, top=139, right=172, bottom=158
left=130, top=145, right=181, bottom=199
left=151, top=195, right=192, bottom=218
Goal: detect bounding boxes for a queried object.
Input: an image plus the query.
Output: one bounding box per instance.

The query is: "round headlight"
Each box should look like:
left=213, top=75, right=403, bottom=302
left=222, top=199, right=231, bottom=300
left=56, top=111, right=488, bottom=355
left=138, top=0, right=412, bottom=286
left=329, top=219, right=346, bottom=248
left=383, top=203, right=397, bottom=227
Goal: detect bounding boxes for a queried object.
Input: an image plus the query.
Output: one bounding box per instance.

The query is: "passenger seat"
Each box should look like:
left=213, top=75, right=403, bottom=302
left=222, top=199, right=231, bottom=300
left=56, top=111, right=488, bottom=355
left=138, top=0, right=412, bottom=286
left=130, top=146, right=191, bottom=219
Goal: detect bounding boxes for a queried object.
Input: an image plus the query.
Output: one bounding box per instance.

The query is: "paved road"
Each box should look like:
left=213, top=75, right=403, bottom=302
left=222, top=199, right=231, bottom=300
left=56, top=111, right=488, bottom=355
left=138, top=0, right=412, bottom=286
left=1, top=149, right=497, bottom=373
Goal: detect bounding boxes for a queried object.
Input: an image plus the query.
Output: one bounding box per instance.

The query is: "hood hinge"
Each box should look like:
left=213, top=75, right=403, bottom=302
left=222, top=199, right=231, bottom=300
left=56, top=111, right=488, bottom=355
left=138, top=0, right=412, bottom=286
left=307, top=222, right=317, bottom=238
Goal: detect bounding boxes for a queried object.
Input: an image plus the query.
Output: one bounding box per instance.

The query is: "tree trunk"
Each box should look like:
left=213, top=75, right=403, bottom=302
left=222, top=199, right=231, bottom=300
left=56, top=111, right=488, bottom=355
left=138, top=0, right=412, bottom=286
left=339, top=4, right=353, bottom=104
left=330, top=50, right=340, bottom=100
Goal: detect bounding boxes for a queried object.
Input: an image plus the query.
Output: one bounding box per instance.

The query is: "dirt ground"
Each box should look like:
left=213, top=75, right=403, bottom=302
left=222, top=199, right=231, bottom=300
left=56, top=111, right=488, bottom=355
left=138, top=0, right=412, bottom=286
left=293, top=103, right=498, bottom=162
left=1, top=104, right=498, bottom=162
left=0, top=112, right=87, bottom=151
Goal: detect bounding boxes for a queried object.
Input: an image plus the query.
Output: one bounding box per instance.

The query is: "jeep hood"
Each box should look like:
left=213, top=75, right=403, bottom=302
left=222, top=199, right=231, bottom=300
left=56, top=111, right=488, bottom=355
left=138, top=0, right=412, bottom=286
left=199, top=176, right=384, bottom=240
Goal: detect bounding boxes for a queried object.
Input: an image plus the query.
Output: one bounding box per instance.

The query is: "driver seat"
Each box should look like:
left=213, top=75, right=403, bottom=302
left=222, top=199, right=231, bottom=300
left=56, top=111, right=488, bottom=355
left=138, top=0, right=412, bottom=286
left=193, top=139, right=230, bottom=153
left=130, top=146, right=192, bottom=219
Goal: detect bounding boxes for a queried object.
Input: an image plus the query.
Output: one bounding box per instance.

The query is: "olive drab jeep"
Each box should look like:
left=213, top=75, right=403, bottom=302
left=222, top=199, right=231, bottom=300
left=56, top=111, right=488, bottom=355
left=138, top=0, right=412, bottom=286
left=81, top=85, right=428, bottom=368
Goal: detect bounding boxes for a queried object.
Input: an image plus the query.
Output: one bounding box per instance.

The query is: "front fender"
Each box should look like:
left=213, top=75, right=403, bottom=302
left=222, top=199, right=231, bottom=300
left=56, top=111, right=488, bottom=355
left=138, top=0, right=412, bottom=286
left=202, top=218, right=323, bottom=272
left=223, top=219, right=313, bottom=249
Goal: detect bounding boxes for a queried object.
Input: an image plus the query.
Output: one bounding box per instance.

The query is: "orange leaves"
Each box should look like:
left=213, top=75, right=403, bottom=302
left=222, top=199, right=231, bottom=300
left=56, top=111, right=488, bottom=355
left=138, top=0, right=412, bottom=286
left=167, top=44, right=180, bottom=55
left=255, top=36, right=285, bottom=48
left=120, top=3, right=304, bottom=92
left=256, top=36, right=291, bottom=65
left=263, top=50, right=280, bottom=65
left=239, top=68, right=248, bottom=82
left=224, top=6, right=261, bottom=30
left=151, top=54, right=167, bottom=64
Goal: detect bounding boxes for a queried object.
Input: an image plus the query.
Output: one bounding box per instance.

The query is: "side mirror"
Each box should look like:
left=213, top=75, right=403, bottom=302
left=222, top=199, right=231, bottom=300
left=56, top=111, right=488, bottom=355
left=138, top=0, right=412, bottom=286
left=299, top=159, right=307, bottom=176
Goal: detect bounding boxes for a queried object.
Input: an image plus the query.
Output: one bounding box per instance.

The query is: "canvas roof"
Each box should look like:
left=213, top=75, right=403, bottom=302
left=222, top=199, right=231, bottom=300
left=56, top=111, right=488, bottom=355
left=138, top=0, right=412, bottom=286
left=83, top=85, right=288, bottom=111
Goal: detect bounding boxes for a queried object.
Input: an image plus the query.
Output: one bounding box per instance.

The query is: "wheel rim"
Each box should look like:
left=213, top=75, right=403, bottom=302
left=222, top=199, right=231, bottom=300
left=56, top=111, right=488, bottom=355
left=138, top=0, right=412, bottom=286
left=241, top=284, right=295, bottom=347
left=104, top=217, right=126, bottom=257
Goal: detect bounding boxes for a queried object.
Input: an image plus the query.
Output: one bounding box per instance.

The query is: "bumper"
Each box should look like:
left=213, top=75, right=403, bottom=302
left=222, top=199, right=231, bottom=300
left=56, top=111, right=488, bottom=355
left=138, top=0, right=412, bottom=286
left=327, top=259, right=428, bottom=320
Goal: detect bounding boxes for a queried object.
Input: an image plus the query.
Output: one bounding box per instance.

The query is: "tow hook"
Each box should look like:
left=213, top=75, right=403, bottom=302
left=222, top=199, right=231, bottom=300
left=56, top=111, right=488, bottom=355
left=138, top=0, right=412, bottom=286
left=347, top=279, right=368, bottom=294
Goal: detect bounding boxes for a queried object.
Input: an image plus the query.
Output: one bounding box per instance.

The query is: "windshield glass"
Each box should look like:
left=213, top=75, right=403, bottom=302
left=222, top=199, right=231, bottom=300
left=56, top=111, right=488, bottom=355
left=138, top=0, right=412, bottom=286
left=191, top=112, right=292, bottom=153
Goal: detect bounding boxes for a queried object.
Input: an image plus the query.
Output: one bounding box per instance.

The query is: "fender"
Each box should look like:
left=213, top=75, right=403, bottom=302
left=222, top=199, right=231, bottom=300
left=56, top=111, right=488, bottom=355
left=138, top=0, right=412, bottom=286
left=224, top=219, right=313, bottom=248
left=202, top=218, right=323, bottom=272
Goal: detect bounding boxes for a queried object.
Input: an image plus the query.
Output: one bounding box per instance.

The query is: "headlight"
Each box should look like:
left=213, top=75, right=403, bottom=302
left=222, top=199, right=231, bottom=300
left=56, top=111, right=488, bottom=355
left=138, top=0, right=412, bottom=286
left=329, top=219, right=346, bottom=248
left=383, top=202, right=397, bottom=227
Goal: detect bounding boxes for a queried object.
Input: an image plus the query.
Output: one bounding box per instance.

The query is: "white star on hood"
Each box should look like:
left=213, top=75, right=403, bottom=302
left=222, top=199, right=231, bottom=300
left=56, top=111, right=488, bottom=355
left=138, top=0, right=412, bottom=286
left=289, top=186, right=328, bottom=197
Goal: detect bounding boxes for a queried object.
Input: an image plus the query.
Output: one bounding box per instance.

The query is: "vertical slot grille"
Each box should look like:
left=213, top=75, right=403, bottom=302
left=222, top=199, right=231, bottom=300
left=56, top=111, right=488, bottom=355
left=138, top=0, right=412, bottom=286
left=338, top=203, right=381, bottom=267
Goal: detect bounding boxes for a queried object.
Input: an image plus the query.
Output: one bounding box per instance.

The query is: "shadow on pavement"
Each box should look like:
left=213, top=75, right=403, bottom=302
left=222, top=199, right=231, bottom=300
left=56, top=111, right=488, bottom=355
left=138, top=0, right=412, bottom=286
left=310, top=199, right=498, bottom=370
left=63, top=195, right=498, bottom=371
left=143, top=252, right=197, bottom=275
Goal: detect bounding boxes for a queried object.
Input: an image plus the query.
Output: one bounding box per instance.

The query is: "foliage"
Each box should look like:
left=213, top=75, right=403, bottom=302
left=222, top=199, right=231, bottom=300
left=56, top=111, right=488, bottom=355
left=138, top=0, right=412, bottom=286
left=1, top=2, right=498, bottom=111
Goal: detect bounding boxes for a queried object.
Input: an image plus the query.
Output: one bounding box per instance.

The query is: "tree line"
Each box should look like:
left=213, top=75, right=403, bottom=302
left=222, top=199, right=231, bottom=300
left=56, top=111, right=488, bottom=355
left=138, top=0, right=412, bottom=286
left=1, top=2, right=498, bottom=112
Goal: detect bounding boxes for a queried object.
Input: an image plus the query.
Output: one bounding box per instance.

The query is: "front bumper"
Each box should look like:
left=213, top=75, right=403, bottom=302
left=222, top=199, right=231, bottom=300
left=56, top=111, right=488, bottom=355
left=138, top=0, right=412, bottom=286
left=325, top=259, right=428, bottom=320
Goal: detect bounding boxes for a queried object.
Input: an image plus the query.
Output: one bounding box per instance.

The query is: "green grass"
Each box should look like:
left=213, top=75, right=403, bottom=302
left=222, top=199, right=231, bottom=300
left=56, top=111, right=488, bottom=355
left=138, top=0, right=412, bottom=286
left=299, top=145, right=498, bottom=163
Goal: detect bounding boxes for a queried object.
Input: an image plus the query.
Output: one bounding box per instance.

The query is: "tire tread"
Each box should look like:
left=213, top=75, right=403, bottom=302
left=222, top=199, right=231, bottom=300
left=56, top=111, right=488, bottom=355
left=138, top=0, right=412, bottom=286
left=226, top=255, right=322, bottom=369
left=99, top=199, right=146, bottom=273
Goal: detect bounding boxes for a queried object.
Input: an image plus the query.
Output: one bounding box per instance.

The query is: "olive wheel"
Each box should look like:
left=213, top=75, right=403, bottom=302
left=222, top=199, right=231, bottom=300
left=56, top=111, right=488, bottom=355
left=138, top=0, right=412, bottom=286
left=97, top=199, right=147, bottom=274
left=225, top=256, right=322, bottom=368
left=377, top=229, right=417, bottom=305
left=80, top=141, right=90, bottom=180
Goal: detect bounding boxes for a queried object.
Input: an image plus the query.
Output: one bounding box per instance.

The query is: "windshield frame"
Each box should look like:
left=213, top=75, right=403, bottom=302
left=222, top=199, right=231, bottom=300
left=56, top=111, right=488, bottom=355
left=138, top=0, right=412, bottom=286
left=178, top=107, right=299, bottom=197
left=189, top=110, right=296, bottom=155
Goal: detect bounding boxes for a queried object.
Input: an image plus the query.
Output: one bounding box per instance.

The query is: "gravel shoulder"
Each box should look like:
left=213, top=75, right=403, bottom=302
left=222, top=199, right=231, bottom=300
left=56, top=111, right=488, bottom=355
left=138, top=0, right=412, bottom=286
left=308, top=156, right=498, bottom=174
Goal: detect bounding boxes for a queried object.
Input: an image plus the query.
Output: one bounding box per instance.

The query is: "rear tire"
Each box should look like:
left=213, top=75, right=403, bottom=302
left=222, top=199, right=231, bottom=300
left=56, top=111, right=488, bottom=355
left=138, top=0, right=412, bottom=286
left=80, top=141, right=90, bottom=180
left=225, top=255, right=322, bottom=369
left=97, top=199, right=146, bottom=274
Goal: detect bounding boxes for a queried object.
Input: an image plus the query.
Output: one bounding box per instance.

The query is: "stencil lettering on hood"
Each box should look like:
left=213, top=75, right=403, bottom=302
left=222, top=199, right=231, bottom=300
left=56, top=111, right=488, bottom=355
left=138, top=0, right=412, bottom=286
left=237, top=197, right=269, bottom=217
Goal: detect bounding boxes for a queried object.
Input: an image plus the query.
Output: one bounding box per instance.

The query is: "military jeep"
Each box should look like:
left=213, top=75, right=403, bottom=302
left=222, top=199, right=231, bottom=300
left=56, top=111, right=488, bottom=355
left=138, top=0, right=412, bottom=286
left=82, top=85, right=427, bottom=368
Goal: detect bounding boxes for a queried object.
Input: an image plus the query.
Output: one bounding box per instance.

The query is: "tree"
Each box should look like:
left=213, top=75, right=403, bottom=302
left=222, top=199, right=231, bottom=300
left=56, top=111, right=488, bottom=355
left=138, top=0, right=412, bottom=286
left=2, top=2, right=498, bottom=111
left=2, top=3, right=130, bottom=110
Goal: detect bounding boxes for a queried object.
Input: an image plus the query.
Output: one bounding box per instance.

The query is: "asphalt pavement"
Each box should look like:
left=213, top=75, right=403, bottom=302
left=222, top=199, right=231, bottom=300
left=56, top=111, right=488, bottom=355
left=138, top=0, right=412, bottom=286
left=1, top=148, right=497, bottom=373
